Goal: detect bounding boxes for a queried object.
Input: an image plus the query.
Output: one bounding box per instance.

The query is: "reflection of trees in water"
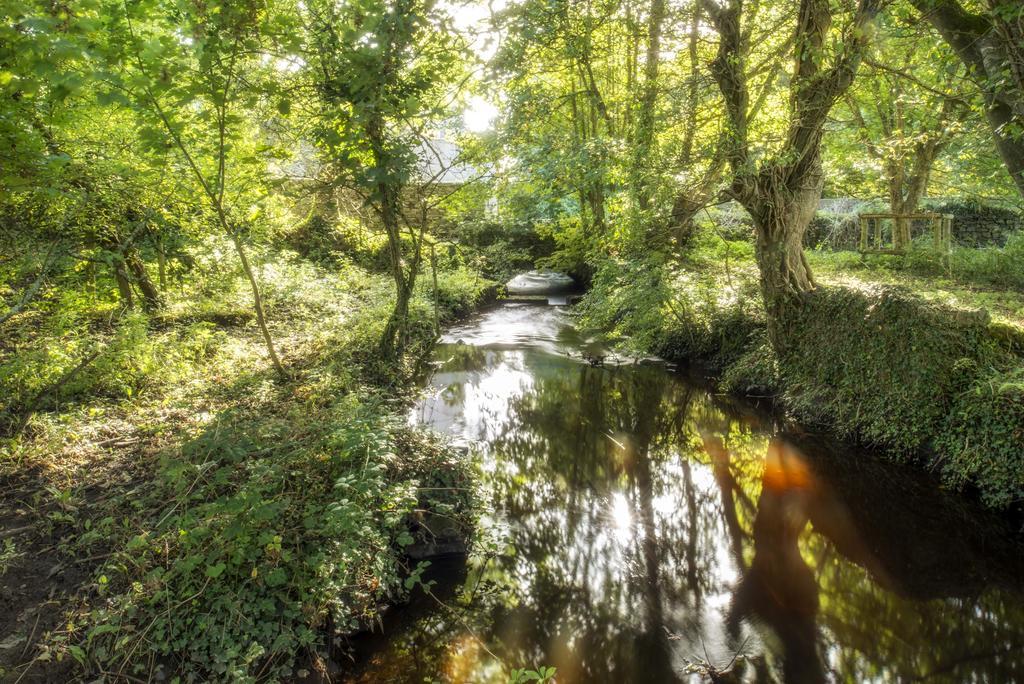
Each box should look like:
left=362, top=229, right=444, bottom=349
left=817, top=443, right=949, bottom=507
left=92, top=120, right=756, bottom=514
left=713, top=434, right=1024, bottom=683
left=474, top=355, right=739, bottom=682
left=380, top=346, right=1024, bottom=684
left=483, top=353, right=1024, bottom=683
left=725, top=439, right=825, bottom=684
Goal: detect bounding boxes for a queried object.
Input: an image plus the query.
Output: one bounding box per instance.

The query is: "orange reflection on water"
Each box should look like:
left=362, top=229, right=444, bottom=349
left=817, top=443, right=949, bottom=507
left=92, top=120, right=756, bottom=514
left=762, top=439, right=815, bottom=494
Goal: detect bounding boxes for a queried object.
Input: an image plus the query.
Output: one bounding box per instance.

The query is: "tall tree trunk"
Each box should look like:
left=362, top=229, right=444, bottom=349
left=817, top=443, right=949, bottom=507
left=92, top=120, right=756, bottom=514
left=100, top=234, right=140, bottom=310
left=632, top=0, right=666, bottom=210
left=667, top=2, right=726, bottom=244
left=743, top=167, right=820, bottom=352
left=139, top=91, right=287, bottom=378
left=981, top=99, right=1024, bottom=197
left=380, top=280, right=413, bottom=361
left=586, top=185, right=607, bottom=234
left=679, top=3, right=702, bottom=167
left=912, top=0, right=1024, bottom=197
left=376, top=185, right=412, bottom=360
left=887, top=160, right=912, bottom=249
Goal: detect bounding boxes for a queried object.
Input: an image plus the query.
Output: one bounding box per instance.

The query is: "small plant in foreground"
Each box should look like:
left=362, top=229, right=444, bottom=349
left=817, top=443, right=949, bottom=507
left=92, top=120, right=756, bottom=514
left=509, top=665, right=557, bottom=683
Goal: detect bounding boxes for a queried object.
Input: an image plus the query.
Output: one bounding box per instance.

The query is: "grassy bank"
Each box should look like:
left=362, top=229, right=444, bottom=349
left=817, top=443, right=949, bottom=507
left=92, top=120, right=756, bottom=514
left=580, top=227, right=1024, bottom=510
left=0, top=237, right=495, bottom=682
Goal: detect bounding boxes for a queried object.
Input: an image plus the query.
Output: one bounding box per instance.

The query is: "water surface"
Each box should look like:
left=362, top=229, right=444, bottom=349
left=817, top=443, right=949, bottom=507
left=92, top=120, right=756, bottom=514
left=349, top=303, right=1024, bottom=683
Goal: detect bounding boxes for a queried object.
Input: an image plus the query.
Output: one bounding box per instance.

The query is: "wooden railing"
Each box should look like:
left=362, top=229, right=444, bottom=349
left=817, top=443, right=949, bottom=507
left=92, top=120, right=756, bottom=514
left=858, top=212, right=953, bottom=254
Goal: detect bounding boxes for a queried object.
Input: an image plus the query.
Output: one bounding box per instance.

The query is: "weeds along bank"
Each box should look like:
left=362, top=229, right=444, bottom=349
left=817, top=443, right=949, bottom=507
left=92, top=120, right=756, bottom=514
left=0, top=233, right=495, bottom=681
left=580, top=226, right=1024, bottom=511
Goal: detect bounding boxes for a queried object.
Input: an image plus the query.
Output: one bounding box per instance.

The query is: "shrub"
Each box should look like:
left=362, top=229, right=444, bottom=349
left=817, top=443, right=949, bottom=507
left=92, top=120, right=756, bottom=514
left=938, top=367, right=1024, bottom=508
left=580, top=250, right=764, bottom=370
left=288, top=212, right=393, bottom=270
left=81, top=392, right=476, bottom=682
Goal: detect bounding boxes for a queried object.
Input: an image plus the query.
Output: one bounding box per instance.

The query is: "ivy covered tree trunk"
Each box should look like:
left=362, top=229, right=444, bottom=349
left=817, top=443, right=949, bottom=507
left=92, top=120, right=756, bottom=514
left=380, top=279, right=413, bottom=361
left=368, top=111, right=419, bottom=361
left=377, top=188, right=415, bottom=362
left=741, top=164, right=821, bottom=352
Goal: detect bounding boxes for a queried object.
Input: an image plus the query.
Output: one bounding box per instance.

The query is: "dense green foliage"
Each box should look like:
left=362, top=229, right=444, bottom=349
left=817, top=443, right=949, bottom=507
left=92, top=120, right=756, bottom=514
left=0, top=0, right=500, bottom=678
left=1, top=227, right=493, bottom=679
left=3, top=0, right=1024, bottom=679
left=81, top=397, right=474, bottom=681
left=777, top=287, right=1004, bottom=452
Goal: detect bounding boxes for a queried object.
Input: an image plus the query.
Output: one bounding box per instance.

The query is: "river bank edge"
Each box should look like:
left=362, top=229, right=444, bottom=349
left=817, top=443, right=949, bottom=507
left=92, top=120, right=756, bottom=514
left=578, top=261, right=1024, bottom=516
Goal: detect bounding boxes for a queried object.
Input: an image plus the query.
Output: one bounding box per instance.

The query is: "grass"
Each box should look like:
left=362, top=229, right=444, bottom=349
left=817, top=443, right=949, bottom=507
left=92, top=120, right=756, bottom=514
left=0, top=236, right=495, bottom=682
left=809, top=250, right=1024, bottom=329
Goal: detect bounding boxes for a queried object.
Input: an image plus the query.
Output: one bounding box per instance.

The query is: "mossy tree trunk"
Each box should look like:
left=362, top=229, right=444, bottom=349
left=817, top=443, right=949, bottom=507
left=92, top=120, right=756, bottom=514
left=102, top=233, right=162, bottom=312
left=124, top=248, right=162, bottom=311
left=376, top=177, right=418, bottom=362
left=363, top=37, right=423, bottom=362
left=113, top=259, right=134, bottom=309
left=742, top=170, right=821, bottom=350
left=702, top=0, right=880, bottom=354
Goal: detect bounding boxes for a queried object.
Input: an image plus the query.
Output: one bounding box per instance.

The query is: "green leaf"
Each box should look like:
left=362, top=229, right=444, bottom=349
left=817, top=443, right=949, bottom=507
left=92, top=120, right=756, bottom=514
left=68, top=645, right=87, bottom=666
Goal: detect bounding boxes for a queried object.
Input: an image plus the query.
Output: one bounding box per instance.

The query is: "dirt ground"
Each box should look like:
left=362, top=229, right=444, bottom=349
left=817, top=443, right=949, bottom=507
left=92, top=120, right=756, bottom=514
left=1, top=470, right=87, bottom=683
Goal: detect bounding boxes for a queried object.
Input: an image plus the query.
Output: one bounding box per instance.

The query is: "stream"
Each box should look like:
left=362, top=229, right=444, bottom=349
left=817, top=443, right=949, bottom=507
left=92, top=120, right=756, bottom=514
left=346, top=302, right=1024, bottom=683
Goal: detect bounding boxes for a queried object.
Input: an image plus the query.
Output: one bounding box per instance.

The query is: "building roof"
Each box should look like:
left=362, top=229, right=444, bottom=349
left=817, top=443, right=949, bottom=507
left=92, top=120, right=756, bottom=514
left=415, top=135, right=480, bottom=185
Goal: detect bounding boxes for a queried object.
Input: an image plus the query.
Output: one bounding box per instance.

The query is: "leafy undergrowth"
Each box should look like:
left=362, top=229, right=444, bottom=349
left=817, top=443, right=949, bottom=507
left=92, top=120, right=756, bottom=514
left=0, top=239, right=495, bottom=681
left=581, top=225, right=1024, bottom=510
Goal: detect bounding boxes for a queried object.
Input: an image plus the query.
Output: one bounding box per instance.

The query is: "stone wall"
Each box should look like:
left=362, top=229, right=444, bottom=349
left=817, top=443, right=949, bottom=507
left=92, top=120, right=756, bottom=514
left=804, top=212, right=861, bottom=250
left=689, top=198, right=1022, bottom=250
left=802, top=200, right=1024, bottom=251
left=932, top=201, right=1024, bottom=248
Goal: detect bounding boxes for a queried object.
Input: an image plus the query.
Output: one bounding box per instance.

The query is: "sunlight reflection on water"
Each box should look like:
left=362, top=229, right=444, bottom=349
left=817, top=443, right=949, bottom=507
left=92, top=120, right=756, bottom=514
left=353, top=303, right=1024, bottom=684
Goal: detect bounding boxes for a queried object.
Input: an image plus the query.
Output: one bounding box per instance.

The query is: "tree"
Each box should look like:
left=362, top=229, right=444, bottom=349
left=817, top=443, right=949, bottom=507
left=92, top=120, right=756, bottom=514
left=0, top=0, right=167, bottom=313
left=631, top=0, right=667, bottom=212
left=305, top=0, right=466, bottom=360
left=103, top=0, right=294, bottom=377
left=491, top=0, right=633, bottom=257
left=701, top=0, right=883, bottom=352
left=910, top=0, right=1024, bottom=198
left=841, top=28, right=973, bottom=244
